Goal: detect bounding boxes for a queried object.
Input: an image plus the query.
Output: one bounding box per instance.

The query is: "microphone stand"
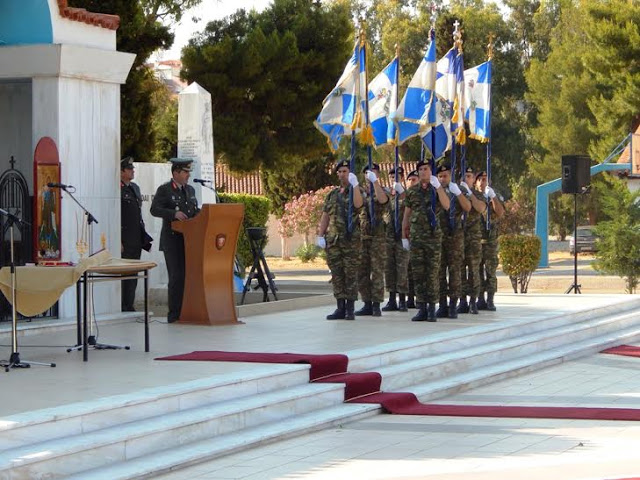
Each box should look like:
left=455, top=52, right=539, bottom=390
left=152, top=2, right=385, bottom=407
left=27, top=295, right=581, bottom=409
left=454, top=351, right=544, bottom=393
left=0, top=208, right=56, bottom=372
left=61, top=188, right=129, bottom=353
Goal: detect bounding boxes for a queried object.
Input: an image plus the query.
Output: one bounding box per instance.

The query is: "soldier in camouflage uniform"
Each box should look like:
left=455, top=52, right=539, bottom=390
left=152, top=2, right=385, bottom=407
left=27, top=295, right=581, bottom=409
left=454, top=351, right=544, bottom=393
left=402, top=160, right=451, bottom=322
left=382, top=166, right=409, bottom=312
left=435, top=164, right=471, bottom=319
left=474, top=171, right=505, bottom=311
left=405, top=170, right=419, bottom=308
left=316, top=159, right=364, bottom=320
left=355, top=163, right=390, bottom=317
left=458, top=166, right=489, bottom=315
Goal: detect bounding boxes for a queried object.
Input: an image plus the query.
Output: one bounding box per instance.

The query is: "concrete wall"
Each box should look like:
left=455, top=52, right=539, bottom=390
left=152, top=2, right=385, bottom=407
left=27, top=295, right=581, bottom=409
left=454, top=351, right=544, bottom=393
left=0, top=82, right=33, bottom=186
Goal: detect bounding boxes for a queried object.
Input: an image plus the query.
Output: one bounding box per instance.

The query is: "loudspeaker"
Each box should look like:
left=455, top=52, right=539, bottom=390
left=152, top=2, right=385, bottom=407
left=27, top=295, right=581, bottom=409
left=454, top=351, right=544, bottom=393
left=561, top=155, right=591, bottom=194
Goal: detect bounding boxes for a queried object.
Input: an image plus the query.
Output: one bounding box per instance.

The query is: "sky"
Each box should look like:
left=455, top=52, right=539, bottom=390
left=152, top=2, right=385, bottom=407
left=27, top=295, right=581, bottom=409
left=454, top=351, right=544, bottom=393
left=157, top=0, right=272, bottom=60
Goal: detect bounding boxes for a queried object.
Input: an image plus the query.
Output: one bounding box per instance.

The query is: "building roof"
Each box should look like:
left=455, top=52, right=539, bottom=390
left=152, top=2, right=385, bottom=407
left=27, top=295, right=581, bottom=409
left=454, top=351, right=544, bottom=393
left=56, top=0, right=120, bottom=30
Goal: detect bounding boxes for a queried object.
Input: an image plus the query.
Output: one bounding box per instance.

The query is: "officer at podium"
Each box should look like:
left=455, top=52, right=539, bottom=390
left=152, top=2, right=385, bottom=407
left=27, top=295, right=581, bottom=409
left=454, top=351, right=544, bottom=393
left=150, top=158, right=200, bottom=323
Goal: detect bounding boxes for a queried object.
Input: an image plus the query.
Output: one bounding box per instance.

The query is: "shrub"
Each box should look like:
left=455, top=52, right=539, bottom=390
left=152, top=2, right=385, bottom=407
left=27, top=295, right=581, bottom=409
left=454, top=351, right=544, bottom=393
left=279, top=186, right=333, bottom=245
left=218, top=193, right=271, bottom=272
left=295, top=244, right=321, bottom=263
left=499, top=234, right=541, bottom=293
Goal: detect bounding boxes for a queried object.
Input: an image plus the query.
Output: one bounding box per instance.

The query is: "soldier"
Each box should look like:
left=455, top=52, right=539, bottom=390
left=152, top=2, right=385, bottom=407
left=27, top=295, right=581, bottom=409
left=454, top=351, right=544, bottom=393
left=355, top=163, right=389, bottom=317
left=474, top=171, right=505, bottom=311
left=316, top=159, right=364, bottom=320
left=402, top=160, right=451, bottom=322
left=435, top=163, right=471, bottom=319
left=382, top=166, right=409, bottom=312
left=150, top=158, right=200, bottom=323
left=120, top=157, right=152, bottom=312
left=458, top=166, right=488, bottom=315
left=405, top=169, right=419, bottom=308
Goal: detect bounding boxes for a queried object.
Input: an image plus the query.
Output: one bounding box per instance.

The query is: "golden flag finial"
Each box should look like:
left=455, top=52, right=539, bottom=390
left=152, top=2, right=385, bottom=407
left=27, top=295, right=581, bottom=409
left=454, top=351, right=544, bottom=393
left=487, top=33, right=495, bottom=60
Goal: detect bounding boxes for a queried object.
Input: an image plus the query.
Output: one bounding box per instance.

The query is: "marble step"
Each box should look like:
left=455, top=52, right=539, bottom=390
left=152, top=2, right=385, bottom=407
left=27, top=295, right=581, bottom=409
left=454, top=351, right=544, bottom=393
left=347, top=297, right=640, bottom=372
left=406, top=323, right=640, bottom=403
left=0, top=364, right=310, bottom=450
left=63, top=404, right=380, bottom=480
left=377, top=309, right=640, bottom=391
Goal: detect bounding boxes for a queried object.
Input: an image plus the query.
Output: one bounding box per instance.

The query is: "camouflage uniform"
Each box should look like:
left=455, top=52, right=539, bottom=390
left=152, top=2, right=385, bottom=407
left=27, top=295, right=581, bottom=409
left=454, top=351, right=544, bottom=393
left=405, top=183, right=442, bottom=305
left=324, top=186, right=361, bottom=301
left=384, top=194, right=409, bottom=295
left=438, top=187, right=465, bottom=312
left=480, top=210, right=499, bottom=298
left=358, top=188, right=388, bottom=304
left=461, top=189, right=484, bottom=300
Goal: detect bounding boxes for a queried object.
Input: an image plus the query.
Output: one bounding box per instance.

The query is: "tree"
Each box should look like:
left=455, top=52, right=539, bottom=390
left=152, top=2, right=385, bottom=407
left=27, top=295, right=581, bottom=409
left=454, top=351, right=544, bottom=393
left=593, top=188, right=640, bottom=294
left=181, top=0, right=353, bottom=173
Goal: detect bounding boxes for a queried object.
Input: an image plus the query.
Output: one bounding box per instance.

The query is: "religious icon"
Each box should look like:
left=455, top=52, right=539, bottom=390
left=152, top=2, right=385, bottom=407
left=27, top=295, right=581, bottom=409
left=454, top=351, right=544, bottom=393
left=35, top=168, right=61, bottom=260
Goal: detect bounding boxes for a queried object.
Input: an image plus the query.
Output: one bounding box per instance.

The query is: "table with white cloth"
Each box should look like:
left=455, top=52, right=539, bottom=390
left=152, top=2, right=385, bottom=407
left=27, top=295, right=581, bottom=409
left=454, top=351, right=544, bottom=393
left=0, top=251, right=157, bottom=361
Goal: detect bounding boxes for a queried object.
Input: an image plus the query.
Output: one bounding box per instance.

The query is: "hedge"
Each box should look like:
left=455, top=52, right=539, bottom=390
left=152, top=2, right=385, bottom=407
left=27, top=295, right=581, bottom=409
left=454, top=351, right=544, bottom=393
left=218, top=193, right=271, bottom=272
left=498, top=234, right=541, bottom=293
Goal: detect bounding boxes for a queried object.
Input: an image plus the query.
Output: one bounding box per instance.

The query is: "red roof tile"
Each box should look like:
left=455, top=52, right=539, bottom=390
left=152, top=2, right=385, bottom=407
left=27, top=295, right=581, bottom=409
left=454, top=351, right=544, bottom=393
left=57, top=0, right=120, bottom=31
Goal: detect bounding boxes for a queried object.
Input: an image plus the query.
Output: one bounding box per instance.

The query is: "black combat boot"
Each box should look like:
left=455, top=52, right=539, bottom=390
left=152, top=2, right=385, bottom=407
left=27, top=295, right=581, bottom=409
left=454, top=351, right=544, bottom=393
left=486, top=293, right=497, bottom=311
left=355, top=301, right=373, bottom=316
left=427, top=303, right=437, bottom=322
left=381, top=292, right=398, bottom=312
left=345, top=300, right=356, bottom=320
left=476, top=293, right=488, bottom=310
left=406, top=295, right=416, bottom=309
left=457, top=296, right=469, bottom=314
left=411, top=303, right=428, bottom=322
left=448, top=297, right=458, bottom=319
left=326, top=299, right=346, bottom=320
left=435, top=296, right=449, bottom=318
left=469, top=296, right=479, bottom=314
left=372, top=302, right=382, bottom=317
left=398, top=293, right=408, bottom=312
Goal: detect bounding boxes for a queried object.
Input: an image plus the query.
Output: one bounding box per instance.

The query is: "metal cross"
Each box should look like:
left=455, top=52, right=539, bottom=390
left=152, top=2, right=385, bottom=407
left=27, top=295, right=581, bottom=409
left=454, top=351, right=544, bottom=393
left=9, top=156, right=15, bottom=169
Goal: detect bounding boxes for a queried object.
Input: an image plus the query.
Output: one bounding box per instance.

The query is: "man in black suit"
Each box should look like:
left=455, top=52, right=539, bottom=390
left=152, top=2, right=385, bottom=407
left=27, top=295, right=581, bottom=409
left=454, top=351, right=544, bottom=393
left=120, top=157, right=151, bottom=312
left=150, top=158, right=200, bottom=323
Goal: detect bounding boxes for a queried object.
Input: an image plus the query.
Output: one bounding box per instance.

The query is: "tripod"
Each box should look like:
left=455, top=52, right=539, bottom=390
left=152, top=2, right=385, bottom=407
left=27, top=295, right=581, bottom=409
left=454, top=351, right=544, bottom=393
left=0, top=208, right=56, bottom=372
left=240, top=227, right=278, bottom=304
left=59, top=188, right=129, bottom=353
left=565, top=191, right=583, bottom=294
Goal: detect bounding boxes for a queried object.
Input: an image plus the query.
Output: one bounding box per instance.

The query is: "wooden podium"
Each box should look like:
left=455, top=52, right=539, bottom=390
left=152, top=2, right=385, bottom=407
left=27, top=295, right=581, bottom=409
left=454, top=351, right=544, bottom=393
left=171, top=203, right=245, bottom=325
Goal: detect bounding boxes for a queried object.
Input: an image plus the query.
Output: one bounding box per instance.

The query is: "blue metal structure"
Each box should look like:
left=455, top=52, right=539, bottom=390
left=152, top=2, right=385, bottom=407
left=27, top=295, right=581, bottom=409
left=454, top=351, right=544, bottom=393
left=0, top=1, right=53, bottom=46
left=535, top=134, right=633, bottom=267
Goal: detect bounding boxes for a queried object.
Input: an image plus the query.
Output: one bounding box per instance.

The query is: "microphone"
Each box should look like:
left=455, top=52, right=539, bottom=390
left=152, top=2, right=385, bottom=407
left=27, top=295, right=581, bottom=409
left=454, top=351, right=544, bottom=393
left=193, top=178, right=212, bottom=185
left=47, top=182, right=72, bottom=189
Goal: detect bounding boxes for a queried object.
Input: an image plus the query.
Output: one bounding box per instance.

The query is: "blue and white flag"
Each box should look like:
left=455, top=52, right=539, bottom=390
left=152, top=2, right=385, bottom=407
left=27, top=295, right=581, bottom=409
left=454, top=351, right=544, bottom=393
left=464, top=60, right=491, bottom=143
left=421, top=94, right=452, bottom=160
left=314, top=40, right=366, bottom=151
left=435, top=47, right=466, bottom=145
left=394, top=32, right=437, bottom=145
left=368, top=56, right=398, bottom=147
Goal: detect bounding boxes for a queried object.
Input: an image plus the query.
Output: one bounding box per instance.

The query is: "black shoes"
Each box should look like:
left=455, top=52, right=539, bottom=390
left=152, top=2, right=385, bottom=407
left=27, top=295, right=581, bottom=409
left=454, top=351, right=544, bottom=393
left=486, top=293, right=497, bottom=311
left=345, top=299, right=356, bottom=320
left=406, top=295, right=416, bottom=309
left=469, top=297, right=479, bottom=314
left=457, top=296, right=469, bottom=314
left=411, top=303, right=428, bottom=321
left=436, top=297, right=449, bottom=318
left=448, top=297, right=458, bottom=319
left=398, top=293, right=408, bottom=312
left=372, top=302, right=382, bottom=317
left=381, top=292, right=398, bottom=312
left=477, top=294, right=488, bottom=310
left=355, top=301, right=373, bottom=316
left=326, top=299, right=346, bottom=320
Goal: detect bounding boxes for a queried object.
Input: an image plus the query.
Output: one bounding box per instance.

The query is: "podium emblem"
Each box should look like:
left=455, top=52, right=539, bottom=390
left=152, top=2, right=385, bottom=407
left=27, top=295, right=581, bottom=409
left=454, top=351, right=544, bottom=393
left=216, top=234, right=226, bottom=250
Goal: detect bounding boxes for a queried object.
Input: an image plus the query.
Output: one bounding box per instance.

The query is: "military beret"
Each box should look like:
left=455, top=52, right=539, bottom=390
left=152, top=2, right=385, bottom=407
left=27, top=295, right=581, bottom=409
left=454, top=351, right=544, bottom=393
left=362, top=163, right=381, bottom=173
left=334, top=158, right=350, bottom=173
left=406, top=169, right=418, bottom=179
left=436, top=163, right=451, bottom=174
left=120, top=156, right=134, bottom=170
left=475, top=170, right=488, bottom=181
left=416, top=160, right=431, bottom=169
left=170, top=157, right=194, bottom=172
left=389, top=166, right=405, bottom=176
left=464, top=166, right=475, bottom=174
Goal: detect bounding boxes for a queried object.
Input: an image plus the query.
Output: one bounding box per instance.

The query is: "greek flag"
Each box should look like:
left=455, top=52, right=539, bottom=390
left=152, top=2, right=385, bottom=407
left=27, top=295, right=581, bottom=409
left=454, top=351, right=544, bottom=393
left=464, top=60, right=491, bottom=142
left=314, top=40, right=366, bottom=151
left=394, top=32, right=437, bottom=145
left=368, top=56, right=398, bottom=147
left=435, top=47, right=466, bottom=145
left=421, top=94, right=452, bottom=160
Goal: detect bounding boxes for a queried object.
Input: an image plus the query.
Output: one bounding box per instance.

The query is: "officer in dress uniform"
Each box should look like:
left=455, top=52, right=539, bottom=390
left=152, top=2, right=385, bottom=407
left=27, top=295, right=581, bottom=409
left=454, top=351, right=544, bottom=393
left=316, top=159, right=364, bottom=320
left=120, top=157, right=152, bottom=312
left=150, top=158, right=200, bottom=323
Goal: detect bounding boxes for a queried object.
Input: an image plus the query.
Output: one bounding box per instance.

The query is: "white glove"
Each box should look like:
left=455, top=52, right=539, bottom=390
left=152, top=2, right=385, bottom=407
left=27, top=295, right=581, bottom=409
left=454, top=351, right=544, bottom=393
left=316, top=236, right=326, bottom=249
left=448, top=182, right=462, bottom=196
left=485, top=186, right=496, bottom=199
left=430, top=175, right=441, bottom=189
left=348, top=172, right=359, bottom=187
left=460, top=182, right=471, bottom=195
left=365, top=170, right=378, bottom=183
left=393, top=182, right=405, bottom=194
left=401, top=238, right=410, bottom=251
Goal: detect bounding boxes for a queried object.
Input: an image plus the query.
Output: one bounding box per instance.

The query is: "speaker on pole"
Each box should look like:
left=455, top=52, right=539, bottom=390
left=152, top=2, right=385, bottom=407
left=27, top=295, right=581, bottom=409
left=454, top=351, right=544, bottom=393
left=561, top=155, right=591, bottom=194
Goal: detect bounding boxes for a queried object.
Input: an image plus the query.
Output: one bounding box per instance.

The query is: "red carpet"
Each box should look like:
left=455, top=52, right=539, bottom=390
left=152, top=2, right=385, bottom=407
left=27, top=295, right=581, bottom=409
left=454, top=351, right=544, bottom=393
left=158, top=350, right=640, bottom=421
left=601, top=345, right=640, bottom=358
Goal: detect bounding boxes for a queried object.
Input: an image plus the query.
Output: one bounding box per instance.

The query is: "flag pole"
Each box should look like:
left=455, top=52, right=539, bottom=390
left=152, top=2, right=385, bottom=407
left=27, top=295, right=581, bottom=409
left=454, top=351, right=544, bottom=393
left=360, top=26, right=376, bottom=229
left=486, top=34, right=494, bottom=229
left=394, top=43, right=401, bottom=235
